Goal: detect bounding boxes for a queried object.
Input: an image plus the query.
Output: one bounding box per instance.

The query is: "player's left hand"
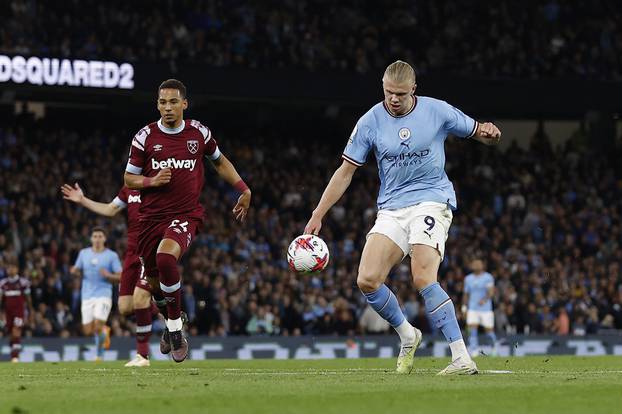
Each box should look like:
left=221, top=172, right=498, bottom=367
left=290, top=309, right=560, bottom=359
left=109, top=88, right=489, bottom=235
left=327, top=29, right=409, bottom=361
left=99, top=268, right=112, bottom=278
left=233, top=190, right=251, bottom=222
left=61, top=183, right=84, bottom=203
left=478, top=299, right=486, bottom=306
left=477, top=122, right=501, bottom=145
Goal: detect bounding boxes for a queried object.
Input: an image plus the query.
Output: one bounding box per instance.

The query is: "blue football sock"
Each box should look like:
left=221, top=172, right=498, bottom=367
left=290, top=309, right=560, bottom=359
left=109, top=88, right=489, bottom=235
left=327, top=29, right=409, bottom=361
left=469, top=328, right=479, bottom=349
left=420, top=282, right=463, bottom=343
left=363, top=284, right=406, bottom=328
left=486, top=331, right=497, bottom=346
left=95, top=332, right=105, bottom=357
left=94, top=333, right=101, bottom=357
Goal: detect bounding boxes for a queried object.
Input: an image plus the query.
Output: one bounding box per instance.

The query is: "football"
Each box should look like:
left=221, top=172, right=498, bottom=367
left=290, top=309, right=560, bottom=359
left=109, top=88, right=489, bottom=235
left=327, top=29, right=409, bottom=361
left=287, top=234, right=330, bottom=273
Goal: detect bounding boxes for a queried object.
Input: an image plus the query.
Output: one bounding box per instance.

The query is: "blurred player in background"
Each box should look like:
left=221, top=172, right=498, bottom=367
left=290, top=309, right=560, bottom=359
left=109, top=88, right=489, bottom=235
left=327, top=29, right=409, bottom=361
left=61, top=183, right=157, bottom=367
left=305, top=60, right=501, bottom=375
left=462, top=259, right=497, bottom=357
left=0, top=262, right=33, bottom=362
left=70, top=227, right=121, bottom=361
left=124, top=79, right=251, bottom=362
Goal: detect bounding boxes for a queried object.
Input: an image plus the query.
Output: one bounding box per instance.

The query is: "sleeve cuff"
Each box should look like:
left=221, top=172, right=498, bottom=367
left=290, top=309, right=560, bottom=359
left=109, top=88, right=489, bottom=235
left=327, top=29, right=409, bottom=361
left=125, top=162, right=142, bottom=174
left=112, top=197, right=127, bottom=209
left=206, top=146, right=222, bottom=161
left=342, top=154, right=364, bottom=167
left=466, top=120, right=478, bottom=138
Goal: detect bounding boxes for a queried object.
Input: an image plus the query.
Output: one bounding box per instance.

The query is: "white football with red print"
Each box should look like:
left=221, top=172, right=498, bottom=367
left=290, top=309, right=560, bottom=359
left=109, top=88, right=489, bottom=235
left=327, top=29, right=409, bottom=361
left=287, top=234, right=330, bottom=273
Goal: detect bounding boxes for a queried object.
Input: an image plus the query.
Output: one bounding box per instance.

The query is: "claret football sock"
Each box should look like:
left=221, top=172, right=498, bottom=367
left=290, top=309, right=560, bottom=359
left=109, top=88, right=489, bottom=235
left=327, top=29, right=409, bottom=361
left=135, top=307, right=152, bottom=358
left=9, top=338, right=21, bottom=359
left=156, top=252, right=182, bottom=327
left=420, top=282, right=470, bottom=361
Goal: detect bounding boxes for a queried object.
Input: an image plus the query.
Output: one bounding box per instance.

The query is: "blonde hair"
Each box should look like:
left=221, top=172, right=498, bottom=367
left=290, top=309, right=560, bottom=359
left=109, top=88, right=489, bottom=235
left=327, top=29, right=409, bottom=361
left=383, top=60, right=416, bottom=84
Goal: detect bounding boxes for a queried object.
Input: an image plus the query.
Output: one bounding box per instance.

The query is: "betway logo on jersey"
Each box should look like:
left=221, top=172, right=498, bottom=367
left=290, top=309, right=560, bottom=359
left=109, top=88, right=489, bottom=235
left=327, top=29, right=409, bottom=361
left=151, top=158, right=197, bottom=171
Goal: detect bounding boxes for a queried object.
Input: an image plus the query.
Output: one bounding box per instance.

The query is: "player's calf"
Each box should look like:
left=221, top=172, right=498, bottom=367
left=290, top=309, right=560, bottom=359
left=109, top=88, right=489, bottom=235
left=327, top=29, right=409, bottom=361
left=156, top=252, right=188, bottom=359
left=118, top=295, right=134, bottom=316
left=420, top=282, right=472, bottom=364
left=10, top=331, right=22, bottom=361
left=134, top=306, right=153, bottom=359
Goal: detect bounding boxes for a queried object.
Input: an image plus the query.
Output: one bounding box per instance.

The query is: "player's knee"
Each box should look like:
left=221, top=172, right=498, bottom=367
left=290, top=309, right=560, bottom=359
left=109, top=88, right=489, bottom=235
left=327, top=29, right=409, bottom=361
left=356, top=269, right=382, bottom=293
left=157, top=239, right=181, bottom=259
left=133, top=287, right=151, bottom=308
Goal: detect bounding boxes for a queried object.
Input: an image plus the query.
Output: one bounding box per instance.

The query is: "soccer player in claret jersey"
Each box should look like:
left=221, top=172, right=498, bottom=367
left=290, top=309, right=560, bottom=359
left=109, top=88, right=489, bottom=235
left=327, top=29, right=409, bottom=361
left=0, top=262, right=34, bottom=362
left=124, top=79, right=251, bottom=363
left=305, top=61, right=501, bottom=375
left=61, top=183, right=159, bottom=367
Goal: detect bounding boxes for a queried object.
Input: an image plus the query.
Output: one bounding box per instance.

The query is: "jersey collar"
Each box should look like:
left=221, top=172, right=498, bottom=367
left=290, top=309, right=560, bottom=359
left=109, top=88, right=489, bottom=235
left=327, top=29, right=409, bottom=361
left=383, top=95, right=417, bottom=118
left=157, top=119, right=185, bottom=134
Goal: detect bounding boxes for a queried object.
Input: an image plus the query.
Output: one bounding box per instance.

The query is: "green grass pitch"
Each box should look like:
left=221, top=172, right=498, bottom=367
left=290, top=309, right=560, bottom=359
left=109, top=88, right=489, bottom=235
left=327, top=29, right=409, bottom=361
left=1, top=356, right=620, bottom=414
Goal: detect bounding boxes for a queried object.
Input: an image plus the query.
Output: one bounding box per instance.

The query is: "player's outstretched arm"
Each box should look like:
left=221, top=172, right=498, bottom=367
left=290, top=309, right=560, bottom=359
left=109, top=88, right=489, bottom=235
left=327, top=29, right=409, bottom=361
left=472, top=122, right=502, bottom=145
left=60, top=183, right=121, bottom=217
left=304, top=160, right=357, bottom=235
left=210, top=155, right=251, bottom=222
left=124, top=168, right=171, bottom=190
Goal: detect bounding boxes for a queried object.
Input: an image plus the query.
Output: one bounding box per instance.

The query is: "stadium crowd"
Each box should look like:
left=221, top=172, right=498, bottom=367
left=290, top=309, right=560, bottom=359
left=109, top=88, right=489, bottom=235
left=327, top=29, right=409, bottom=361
left=0, top=113, right=621, bottom=340
left=1, top=0, right=621, bottom=80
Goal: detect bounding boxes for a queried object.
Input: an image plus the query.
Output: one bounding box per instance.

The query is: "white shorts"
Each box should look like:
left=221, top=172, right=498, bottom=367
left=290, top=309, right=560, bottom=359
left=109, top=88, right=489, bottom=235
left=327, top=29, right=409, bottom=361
left=81, top=297, right=112, bottom=325
left=368, top=201, right=453, bottom=258
left=466, top=310, right=495, bottom=329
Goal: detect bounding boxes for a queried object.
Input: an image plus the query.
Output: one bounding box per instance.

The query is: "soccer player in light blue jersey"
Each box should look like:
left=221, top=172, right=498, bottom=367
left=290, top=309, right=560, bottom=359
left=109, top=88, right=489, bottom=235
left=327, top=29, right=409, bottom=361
left=305, top=60, right=501, bottom=375
left=71, top=227, right=121, bottom=361
left=462, top=259, right=497, bottom=357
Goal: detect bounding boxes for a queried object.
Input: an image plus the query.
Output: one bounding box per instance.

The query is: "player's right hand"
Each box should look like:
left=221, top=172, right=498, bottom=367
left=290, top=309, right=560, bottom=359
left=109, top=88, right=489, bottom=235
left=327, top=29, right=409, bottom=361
left=152, top=168, right=172, bottom=187
left=61, top=183, right=84, bottom=203
left=304, top=215, right=322, bottom=235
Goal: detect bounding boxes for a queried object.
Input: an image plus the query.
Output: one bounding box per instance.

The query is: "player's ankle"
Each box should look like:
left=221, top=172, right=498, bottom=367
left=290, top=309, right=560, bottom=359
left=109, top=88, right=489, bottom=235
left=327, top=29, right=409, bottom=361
left=395, top=320, right=416, bottom=345
left=166, top=317, right=183, bottom=332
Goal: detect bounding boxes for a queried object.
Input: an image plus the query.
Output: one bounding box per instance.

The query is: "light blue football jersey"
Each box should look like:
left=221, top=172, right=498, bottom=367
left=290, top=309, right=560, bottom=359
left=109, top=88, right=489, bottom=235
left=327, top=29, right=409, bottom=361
left=464, top=272, right=494, bottom=312
left=343, top=96, right=477, bottom=210
left=74, top=248, right=121, bottom=300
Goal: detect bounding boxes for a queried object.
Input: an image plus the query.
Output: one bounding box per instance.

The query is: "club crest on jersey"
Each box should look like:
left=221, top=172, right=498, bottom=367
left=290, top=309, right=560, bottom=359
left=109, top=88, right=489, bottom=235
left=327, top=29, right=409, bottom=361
left=399, top=127, right=411, bottom=140
left=187, top=140, right=199, bottom=154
